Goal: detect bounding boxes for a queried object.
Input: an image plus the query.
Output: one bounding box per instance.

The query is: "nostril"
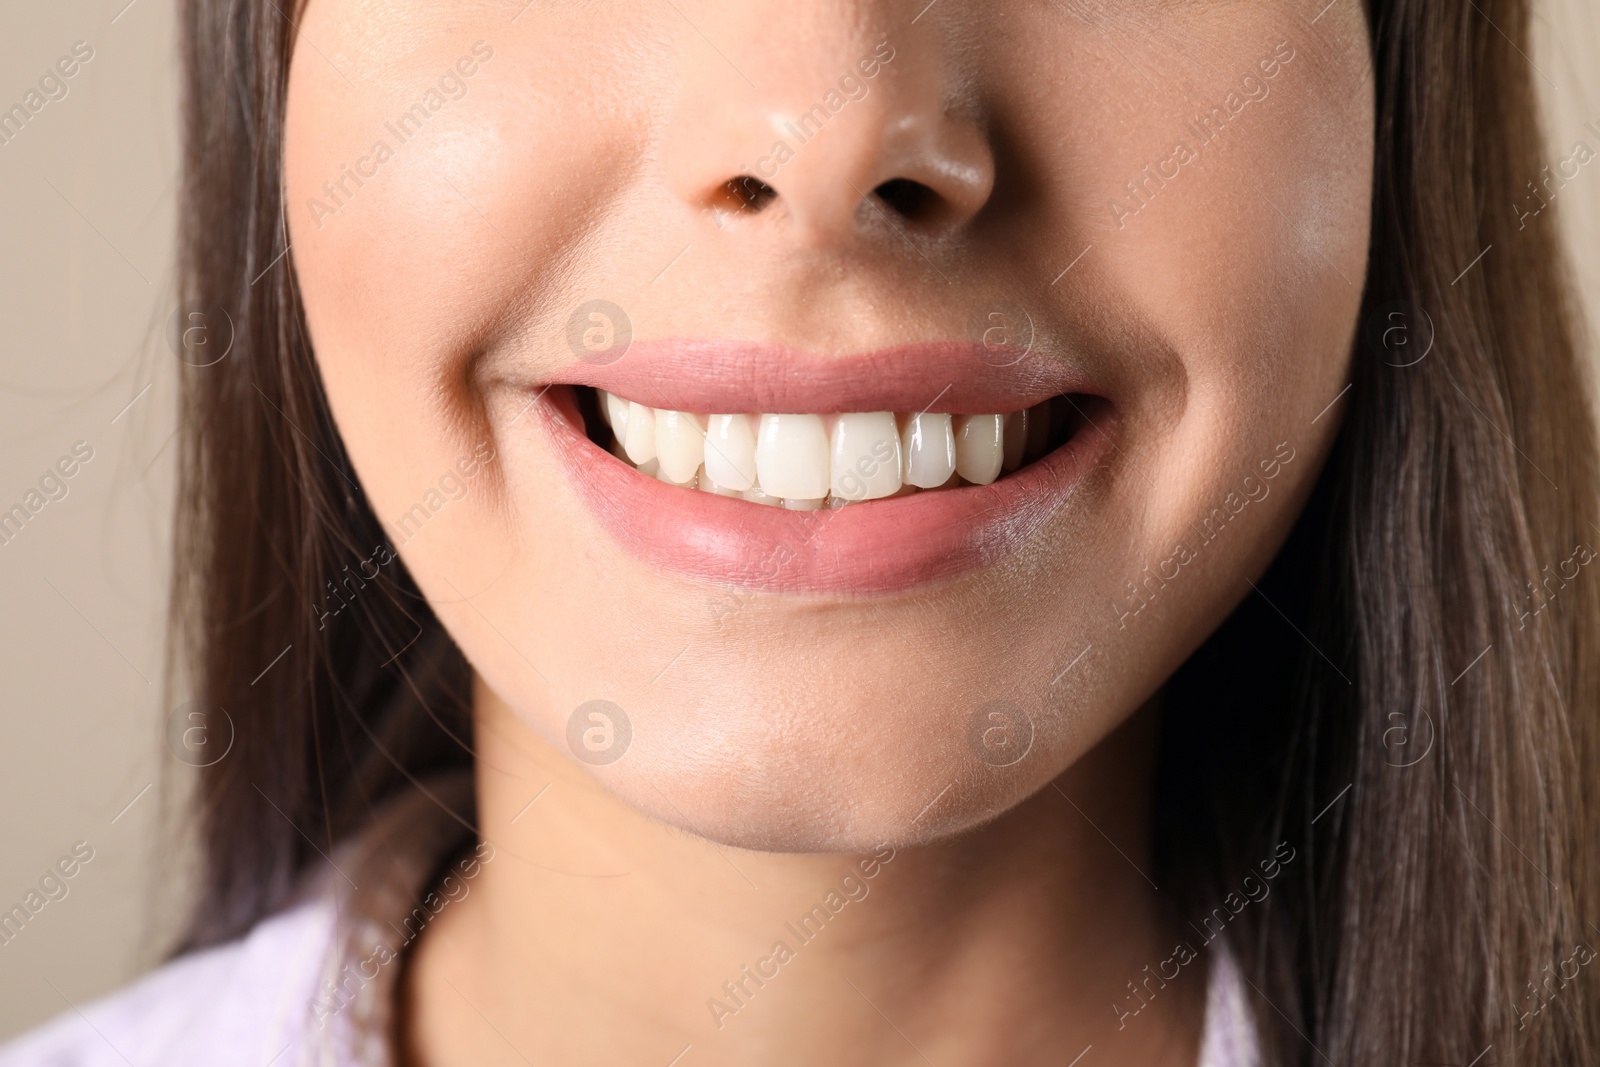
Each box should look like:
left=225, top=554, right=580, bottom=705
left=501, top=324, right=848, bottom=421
left=872, top=178, right=938, bottom=221
left=716, top=175, right=778, bottom=214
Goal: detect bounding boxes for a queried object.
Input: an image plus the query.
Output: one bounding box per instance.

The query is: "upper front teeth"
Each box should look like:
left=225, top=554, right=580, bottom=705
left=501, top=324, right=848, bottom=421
left=655, top=410, right=705, bottom=484
left=756, top=414, right=831, bottom=500
left=901, top=412, right=956, bottom=489
left=705, top=414, right=757, bottom=491
left=621, top=401, right=656, bottom=464
left=831, top=412, right=901, bottom=501
left=956, top=413, right=1006, bottom=485
left=597, top=391, right=1045, bottom=507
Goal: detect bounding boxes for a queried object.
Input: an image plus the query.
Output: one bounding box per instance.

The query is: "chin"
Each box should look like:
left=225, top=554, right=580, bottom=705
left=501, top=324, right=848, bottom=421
left=514, top=675, right=1084, bottom=854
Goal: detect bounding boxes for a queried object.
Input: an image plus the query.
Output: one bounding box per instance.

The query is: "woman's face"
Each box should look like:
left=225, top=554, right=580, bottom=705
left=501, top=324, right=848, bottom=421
left=284, top=0, right=1371, bottom=852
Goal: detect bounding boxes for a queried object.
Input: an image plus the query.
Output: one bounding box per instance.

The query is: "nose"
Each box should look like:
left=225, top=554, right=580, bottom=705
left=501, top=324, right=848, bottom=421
left=662, top=10, right=995, bottom=246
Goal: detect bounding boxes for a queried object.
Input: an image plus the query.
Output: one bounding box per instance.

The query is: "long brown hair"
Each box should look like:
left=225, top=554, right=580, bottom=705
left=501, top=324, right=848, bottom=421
left=173, top=0, right=1600, bottom=1061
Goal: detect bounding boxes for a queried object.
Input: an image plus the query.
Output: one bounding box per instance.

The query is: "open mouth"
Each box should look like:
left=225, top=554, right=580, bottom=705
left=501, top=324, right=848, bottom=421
left=572, top=387, right=1101, bottom=510
left=532, top=340, right=1115, bottom=594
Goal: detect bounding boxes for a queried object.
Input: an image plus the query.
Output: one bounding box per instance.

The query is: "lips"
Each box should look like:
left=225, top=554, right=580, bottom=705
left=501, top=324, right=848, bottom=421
left=531, top=341, right=1114, bottom=596
left=549, top=339, right=1095, bottom=414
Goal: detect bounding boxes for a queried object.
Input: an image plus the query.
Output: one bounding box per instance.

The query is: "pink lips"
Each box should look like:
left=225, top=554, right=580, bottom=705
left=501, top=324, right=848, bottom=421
left=535, top=341, right=1113, bottom=596
left=548, top=339, right=1096, bottom=414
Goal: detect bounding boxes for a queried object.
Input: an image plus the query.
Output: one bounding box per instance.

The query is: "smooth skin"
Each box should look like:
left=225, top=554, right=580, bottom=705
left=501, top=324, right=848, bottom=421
left=283, top=0, right=1372, bottom=1063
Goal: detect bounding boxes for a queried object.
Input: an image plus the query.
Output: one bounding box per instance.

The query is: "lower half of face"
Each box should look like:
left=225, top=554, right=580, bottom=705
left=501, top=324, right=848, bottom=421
left=283, top=0, right=1373, bottom=851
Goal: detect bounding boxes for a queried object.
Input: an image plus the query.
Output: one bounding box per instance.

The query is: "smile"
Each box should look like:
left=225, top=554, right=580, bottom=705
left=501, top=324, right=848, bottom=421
left=591, top=392, right=1088, bottom=508
left=535, top=340, right=1115, bottom=595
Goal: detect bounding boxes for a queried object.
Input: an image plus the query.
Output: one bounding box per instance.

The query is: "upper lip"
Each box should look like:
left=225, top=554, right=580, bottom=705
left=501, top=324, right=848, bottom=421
left=540, top=339, right=1103, bottom=414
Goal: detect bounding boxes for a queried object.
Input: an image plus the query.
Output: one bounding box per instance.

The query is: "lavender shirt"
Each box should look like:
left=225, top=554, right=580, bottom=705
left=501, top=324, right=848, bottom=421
left=1, top=897, right=1261, bottom=1065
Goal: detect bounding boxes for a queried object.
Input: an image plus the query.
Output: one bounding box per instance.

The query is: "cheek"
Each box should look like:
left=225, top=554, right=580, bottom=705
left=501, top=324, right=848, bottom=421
left=285, top=6, right=661, bottom=360
left=1007, top=6, right=1371, bottom=393
left=283, top=6, right=660, bottom=590
left=283, top=9, right=710, bottom=822
left=1023, top=8, right=1369, bottom=518
left=970, top=6, right=1371, bottom=729
left=1113, top=22, right=1370, bottom=577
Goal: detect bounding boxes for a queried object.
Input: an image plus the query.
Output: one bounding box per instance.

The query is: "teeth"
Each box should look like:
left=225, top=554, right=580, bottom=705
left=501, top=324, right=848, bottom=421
left=656, top=463, right=695, bottom=487
left=955, top=414, right=1004, bottom=485
left=622, top=401, right=657, bottom=464
left=697, top=466, right=741, bottom=497
left=602, top=391, right=630, bottom=439
left=901, top=412, right=956, bottom=489
left=756, top=414, right=830, bottom=501
left=704, top=414, right=757, bottom=492
left=655, top=410, right=705, bottom=484
left=595, top=392, right=1069, bottom=506
left=743, top=486, right=782, bottom=507
left=830, top=412, right=902, bottom=501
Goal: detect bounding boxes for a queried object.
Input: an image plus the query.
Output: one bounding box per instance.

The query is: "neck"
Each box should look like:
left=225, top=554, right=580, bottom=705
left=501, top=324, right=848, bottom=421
left=404, top=680, right=1204, bottom=1067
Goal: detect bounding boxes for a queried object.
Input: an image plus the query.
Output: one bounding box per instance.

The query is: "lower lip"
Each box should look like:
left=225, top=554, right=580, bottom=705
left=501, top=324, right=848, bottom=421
left=537, top=389, right=1112, bottom=596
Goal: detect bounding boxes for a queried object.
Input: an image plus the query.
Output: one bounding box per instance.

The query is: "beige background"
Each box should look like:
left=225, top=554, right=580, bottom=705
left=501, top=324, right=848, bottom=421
left=1, top=0, right=1598, bottom=1041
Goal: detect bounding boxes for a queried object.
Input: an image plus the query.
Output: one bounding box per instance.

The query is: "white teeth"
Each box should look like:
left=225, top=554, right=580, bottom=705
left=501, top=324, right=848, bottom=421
left=655, top=410, right=705, bottom=484
left=742, top=486, right=782, bottom=507
left=704, top=414, right=757, bottom=492
left=697, top=466, right=741, bottom=496
left=622, top=401, right=657, bottom=464
left=656, top=463, right=695, bottom=487
left=955, top=414, right=1004, bottom=486
left=1001, top=409, right=1027, bottom=472
left=901, top=412, right=956, bottom=489
left=602, top=391, right=630, bottom=439
left=830, top=412, right=902, bottom=501
left=598, top=393, right=1063, bottom=505
left=755, top=414, right=830, bottom=501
